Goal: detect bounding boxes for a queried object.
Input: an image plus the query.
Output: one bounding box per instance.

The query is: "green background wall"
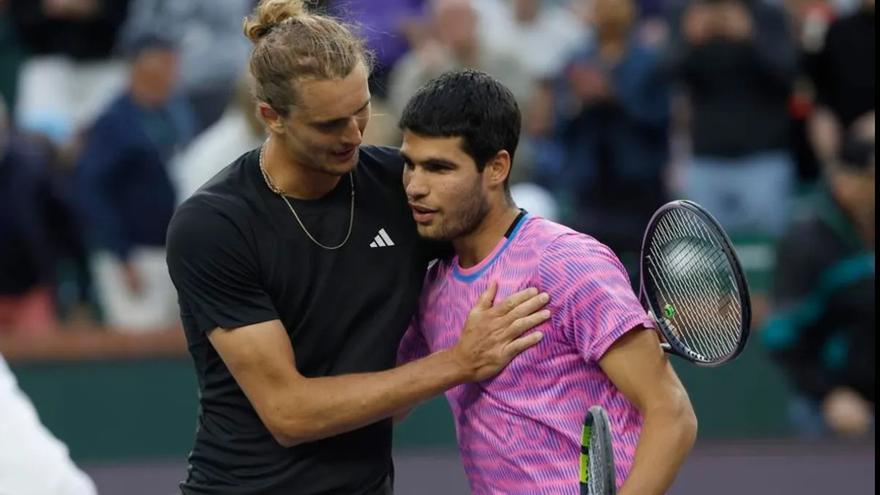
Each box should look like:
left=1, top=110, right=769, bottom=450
left=11, top=236, right=789, bottom=462
left=11, top=340, right=791, bottom=463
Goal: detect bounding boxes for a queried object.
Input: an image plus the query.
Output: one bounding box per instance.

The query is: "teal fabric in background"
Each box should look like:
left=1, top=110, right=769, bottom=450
left=0, top=13, right=25, bottom=112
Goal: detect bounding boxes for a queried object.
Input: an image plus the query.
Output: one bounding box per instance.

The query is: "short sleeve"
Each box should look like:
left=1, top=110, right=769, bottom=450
left=396, top=315, right=430, bottom=366
left=539, top=234, right=654, bottom=363
left=166, top=201, right=279, bottom=334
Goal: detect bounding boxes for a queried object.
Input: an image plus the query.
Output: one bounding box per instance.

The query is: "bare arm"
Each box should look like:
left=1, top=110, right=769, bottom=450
left=809, top=106, right=841, bottom=166
left=599, top=328, right=698, bottom=495
left=209, top=284, right=549, bottom=447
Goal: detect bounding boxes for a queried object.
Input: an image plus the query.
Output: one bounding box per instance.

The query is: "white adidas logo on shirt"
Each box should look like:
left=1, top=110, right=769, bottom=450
left=369, top=228, right=395, bottom=248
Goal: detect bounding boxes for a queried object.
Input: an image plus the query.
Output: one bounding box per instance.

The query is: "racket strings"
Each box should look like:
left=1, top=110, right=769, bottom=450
left=649, top=213, right=742, bottom=358
left=585, top=407, right=616, bottom=495
left=663, top=210, right=743, bottom=338
left=649, top=219, right=733, bottom=353
left=645, top=209, right=744, bottom=361
left=647, top=256, right=732, bottom=360
left=648, top=224, right=740, bottom=359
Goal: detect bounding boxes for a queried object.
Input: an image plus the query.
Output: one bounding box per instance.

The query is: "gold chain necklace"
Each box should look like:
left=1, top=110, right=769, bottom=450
left=258, top=142, right=355, bottom=250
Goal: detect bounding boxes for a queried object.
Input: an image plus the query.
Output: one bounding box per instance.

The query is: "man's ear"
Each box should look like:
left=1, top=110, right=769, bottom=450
left=258, top=103, right=286, bottom=135
left=485, top=150, right=512, bottom=188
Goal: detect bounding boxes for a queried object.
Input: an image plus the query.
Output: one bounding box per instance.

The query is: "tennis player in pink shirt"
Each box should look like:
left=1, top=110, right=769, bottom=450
left=396, top=70, right=697, bottom=494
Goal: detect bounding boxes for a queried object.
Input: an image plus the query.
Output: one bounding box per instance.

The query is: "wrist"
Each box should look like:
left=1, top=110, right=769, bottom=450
left=441, top=346, right=474, bottom=383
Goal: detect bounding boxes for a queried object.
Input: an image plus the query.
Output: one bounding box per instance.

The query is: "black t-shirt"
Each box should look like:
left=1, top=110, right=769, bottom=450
left=166, top=146, right=440, bottom=494
left=812, top=10, right=875, bottom=128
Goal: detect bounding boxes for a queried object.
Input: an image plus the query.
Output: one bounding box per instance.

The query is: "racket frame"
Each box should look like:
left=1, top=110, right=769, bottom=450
left=638, top=200, right=752, bottom=367
left=579, top=405, right=617, bottom=495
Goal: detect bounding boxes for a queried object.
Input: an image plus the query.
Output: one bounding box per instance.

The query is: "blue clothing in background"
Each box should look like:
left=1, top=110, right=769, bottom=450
left=329, top=0, right=425, bottom=72
left=0, top=138, right=62, bottom=294
left=554, top=38, right=670, bottom=195
left=76, top=93, right=195, bottom=260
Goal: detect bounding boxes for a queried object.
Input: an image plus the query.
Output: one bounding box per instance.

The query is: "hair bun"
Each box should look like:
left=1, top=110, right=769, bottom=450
left=244, top=0, right=307, bottom=44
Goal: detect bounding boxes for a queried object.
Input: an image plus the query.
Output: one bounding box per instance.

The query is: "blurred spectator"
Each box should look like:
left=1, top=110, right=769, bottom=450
left=120, top=0, right=253, bottom=132
left=0, top=97, right=63, bottom=336
left=9, top=0, right=130, bottom=145
left=763, top=117, right=875, bottom=438
left=327, top=0, right=426, bottom=98
left=485, top=0, right=588, bottom=82
left=389, top=0, right=534, bottom=116
left=0, top=352, right=97, bottom=495
left=669, top=0, right=798, bottom=237
left=542, top=0, right=671, bottom=269
left=807, top=0, right=874, bottom=166
left=781, top=0, right=835, bottom=183
left=172, top=75, right=265, bottom=202
left=75, top=36, right=194, bottom=333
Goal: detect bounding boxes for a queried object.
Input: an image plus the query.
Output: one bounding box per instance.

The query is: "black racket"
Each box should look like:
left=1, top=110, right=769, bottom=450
left=639, top=200, right=751, bottom=366
left=579, top=406, right=616, bottom=495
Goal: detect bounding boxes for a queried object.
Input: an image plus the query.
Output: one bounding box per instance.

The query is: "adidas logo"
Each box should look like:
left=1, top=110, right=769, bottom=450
left=369, top=228, right=395, bottom=248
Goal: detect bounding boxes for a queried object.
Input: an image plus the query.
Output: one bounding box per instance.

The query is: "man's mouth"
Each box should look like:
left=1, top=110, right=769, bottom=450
left=409, top=203, right=438, bottom=223
left=331, top=147, right=357, bottom=161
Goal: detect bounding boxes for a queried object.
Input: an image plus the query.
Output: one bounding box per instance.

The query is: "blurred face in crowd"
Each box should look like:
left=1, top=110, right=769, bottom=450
left=513, top=0, right=542, bottom=23
left=433, top=0, right=478, bottom=52
left=131, top=47, right=179, bottom=108
left=261, top=60, right=371, bottom=177
left=593, top=0, right=636, bottom=38
left=401, top=132, right=502, bottom=241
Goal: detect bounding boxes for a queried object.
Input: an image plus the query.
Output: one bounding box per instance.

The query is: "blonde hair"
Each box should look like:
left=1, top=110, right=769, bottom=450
left=243, top=0, right=371, bottom=115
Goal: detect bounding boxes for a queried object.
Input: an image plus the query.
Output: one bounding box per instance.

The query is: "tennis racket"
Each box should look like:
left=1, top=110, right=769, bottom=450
left=579, top=405, right=616, bottom=495
left=639, top=200, right=751, bottom=366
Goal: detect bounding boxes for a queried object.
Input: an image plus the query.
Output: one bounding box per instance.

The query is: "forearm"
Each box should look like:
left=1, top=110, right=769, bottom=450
left=273, top=348, right=466, bottom=445
left=808, top=106, right=840, bottom=163
left=619, top=400, right=698, bottom=495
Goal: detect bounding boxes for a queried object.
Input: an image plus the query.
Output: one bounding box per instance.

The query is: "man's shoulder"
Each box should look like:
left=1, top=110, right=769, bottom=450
left=87, top=95, right=134, bottom=133
left=170, top=151, right=259, bottom=233
left=518, top=216, right=622, bottom=275
left=518, top=215, right=596, bottom=252
left=779, top=208, right=846, bottom=267
left=358, top=145, right=403, bottom=180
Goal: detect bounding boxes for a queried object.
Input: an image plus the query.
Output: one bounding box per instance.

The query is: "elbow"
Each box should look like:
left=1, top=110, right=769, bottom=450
left=266, top=416, right=319, bottom=448
left=680, top=401, right=699, bottom=449
left=268, top=427, right=302, bottom=448
left=673, top=392, right=699, bottom=449
left=647, top=389, right=698, bottom=449
left=263, top=402, right=326, bottom=448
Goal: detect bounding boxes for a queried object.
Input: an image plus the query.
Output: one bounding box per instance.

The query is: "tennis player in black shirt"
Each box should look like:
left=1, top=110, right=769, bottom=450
left=165, top=1, right=549, bottom=494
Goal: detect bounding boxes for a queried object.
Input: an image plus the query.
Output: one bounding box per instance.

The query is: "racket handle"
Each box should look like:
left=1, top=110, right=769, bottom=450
left=660, top=343, right=672, bottom=352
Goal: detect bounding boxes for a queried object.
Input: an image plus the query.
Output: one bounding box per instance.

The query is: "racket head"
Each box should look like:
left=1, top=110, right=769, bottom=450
left=639, top=200, right=752, bottom=366
left=579, top=406, right=616, bottom=495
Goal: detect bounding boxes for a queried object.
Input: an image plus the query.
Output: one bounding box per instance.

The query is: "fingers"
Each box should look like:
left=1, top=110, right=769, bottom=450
left=505, top=309, right=552, bottom=339
left=494, top=287, right=540, bottom=315
left=504, top=331, right=545, bottom=357
left=502, top=291, right=550, bottom=324
left=475, top=281, right=499, bottom=310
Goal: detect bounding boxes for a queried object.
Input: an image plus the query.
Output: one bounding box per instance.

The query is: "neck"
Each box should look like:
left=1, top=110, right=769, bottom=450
left=598, top=30, right=628, bottom=55
left=263, top=135, right=342, bottom=199
left=129, top=84, right=162, bottom=110
left=453, top=200, right=521, bottom=268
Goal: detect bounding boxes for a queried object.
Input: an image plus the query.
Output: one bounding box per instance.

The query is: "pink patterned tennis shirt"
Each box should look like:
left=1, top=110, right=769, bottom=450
left=397, top=214, right=654, bottom=494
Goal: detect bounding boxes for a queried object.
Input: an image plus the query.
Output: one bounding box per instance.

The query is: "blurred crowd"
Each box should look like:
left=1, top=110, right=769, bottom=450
left=0, top=0, right=874, bottom=437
